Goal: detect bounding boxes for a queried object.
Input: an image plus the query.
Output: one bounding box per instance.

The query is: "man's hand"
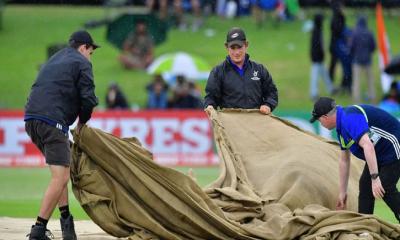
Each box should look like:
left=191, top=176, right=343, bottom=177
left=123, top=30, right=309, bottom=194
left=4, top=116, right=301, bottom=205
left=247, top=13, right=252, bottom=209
left=76, top=122, right=84, bottom=135
left=372, top=177, right=385, bottom=199
left=358, top=134, right=385, bottom=199
left=259, top=105, right=271, bottom=115
left=205, top=105, right=214, bottom=116
left=336, top=192, right=347, bottom=210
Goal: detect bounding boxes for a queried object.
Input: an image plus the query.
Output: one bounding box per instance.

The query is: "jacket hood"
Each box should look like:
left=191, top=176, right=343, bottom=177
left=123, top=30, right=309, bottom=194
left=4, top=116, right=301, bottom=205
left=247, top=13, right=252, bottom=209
left=356, top=16, right=367, bottom=29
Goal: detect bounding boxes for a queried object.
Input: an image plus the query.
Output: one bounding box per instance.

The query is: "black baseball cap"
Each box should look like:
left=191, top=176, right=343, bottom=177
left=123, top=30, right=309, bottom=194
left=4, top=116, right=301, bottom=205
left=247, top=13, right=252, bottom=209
left=226, top=27, right=246, bottom=47
left=309, top=97, right=336, bottom=123
left=69, top=30, right=100, bottom=49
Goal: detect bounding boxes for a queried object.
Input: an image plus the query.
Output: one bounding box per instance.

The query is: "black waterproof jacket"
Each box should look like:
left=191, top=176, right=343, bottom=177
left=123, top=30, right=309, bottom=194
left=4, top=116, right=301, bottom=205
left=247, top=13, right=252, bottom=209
left=25, top=47, right=98, bottom=127
left=311, top=15, right=324, bottom=63
left=204, top=55, right=278, bottom=111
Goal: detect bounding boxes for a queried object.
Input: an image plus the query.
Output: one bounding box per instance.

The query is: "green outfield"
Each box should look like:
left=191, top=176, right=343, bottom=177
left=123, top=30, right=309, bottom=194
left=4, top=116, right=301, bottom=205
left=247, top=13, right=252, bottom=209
left=0, top=167, right=220, bottom=219
left=0, top=6, right=399, bottom=109
left=0, top=167, right=398, bottom=223
left=1, top=5, right=400, bottom=225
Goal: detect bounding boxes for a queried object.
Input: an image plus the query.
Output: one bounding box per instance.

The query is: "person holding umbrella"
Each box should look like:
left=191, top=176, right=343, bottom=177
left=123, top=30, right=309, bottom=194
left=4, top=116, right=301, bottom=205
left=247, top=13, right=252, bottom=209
left=119, top=21, right=154, bottom=70
left=204, top=27, right=278, bottom=114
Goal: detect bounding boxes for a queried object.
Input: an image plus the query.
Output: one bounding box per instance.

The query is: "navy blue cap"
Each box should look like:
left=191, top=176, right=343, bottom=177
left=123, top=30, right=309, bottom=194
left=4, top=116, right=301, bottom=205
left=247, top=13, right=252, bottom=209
left=226, top=27, right=246, bottom=47
left=69, top=30, right=100, bottom=49
left=310, top=97, right=336, bottom=123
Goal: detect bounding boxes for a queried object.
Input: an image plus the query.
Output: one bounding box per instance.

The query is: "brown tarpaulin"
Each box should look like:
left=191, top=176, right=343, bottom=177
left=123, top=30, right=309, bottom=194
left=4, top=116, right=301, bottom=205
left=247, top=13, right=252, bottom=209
left=71, top=109, right=400, bottom=239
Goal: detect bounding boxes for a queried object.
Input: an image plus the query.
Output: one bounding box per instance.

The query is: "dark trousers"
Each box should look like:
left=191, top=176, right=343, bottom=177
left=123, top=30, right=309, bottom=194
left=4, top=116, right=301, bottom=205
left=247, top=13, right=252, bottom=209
left=336, top=47, right=352, bottom=91
left=358, top=160, right=400, bottom=222
left=329, top=54, right=337, bottom=84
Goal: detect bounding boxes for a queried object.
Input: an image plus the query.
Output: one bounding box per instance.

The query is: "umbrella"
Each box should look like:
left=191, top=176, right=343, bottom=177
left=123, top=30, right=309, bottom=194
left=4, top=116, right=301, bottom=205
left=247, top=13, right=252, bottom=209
left=147, top=52, right=211, bottom=82
left=385, top=55, right=400, bottom=75
left=106, top=13, right=168, bottom=49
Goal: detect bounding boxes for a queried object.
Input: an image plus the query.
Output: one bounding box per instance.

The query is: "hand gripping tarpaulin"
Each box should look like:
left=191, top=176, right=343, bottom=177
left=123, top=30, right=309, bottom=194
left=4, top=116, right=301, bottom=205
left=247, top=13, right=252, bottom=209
left=71, top=109, right=400, bottom=239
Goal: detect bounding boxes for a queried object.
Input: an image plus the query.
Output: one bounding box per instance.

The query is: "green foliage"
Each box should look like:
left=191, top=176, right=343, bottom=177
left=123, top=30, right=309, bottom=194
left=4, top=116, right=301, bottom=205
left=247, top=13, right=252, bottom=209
left=1, top=6, right=399, bottom=110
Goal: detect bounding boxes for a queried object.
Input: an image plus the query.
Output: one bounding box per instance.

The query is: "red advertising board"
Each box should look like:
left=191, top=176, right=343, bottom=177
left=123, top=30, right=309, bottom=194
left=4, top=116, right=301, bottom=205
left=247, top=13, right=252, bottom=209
left=0, top=110, right=218, bottom=167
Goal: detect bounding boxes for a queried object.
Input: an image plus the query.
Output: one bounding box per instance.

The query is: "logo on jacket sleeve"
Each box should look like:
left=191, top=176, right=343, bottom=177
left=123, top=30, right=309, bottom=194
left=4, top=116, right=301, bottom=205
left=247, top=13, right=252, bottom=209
left=251, top=71, right=260, bottom=81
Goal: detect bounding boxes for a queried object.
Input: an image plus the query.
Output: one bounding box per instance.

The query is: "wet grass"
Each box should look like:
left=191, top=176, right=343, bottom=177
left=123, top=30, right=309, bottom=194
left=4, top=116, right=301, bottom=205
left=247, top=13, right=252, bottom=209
left=0, top=5, right=399, bottom=110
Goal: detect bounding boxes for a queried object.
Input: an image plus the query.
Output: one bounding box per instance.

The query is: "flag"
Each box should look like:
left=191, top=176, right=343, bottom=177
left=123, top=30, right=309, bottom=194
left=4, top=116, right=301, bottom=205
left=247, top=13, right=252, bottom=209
left=376, top=1, right=393, bottom=93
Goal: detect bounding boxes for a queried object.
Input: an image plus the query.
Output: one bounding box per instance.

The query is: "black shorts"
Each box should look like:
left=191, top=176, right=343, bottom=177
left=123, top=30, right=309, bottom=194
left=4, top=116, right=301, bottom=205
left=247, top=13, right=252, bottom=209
left=25, top=120, right=70, bottom=166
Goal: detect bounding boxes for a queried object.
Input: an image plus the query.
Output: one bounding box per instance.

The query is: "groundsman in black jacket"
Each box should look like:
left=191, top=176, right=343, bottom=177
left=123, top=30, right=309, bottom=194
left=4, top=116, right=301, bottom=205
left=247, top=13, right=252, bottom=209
left=204, top=27, right=278, bottom=115
left=24, top=30, right=99, bottom=240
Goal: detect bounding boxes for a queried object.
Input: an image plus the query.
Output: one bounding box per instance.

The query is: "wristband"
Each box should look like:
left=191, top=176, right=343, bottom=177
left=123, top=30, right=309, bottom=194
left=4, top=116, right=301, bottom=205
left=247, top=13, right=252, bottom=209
left=370, top=173, right=379, bottom=180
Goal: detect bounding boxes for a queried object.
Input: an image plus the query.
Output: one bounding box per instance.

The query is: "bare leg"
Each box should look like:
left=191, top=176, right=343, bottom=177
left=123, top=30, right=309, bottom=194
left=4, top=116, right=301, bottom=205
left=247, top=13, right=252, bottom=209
left=58, top=184, right=69, bottom=208
left=191, top=0, right=201, bottom=17
left=38, top=165, right=70, bottom=219
left=119, top=55, right=146, bottom=69
left=252, top=5, right=263, bottom=27
left=190, top=0, right=202, bottom=31
left=146, top=0, right=155, bottom=11
left=366, top=65, right=375, bottom=104
left=173, top=0, right=185, bottom=28
left=159, top=0, right=168, bottom=20
left=352, top=64, right=361, bottom=103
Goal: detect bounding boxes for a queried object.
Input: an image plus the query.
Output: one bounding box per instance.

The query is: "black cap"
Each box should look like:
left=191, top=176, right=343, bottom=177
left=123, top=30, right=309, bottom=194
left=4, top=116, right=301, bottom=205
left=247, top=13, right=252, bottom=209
left=226, top=27, right=246, bottom=47
left=310, top=97, right=336, bottom=123
left=69, top=30, right=100, bottom=49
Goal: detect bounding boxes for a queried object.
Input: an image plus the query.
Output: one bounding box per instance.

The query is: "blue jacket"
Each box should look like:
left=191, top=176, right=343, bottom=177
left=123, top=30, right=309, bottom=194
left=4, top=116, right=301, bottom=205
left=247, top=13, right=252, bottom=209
left=336, top=105, right=400, bottom=166
left=350, top=17, right=376, bottom=66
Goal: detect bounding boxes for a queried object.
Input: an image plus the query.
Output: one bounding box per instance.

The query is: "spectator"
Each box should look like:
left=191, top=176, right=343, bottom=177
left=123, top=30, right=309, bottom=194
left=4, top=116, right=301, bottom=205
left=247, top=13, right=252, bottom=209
left=169, top=75, right=185, bottom=106
left=350, top=15, right=376, bottom=104
left=284, top=0, right=300, bottom=20
left=170, top=80, right=203, bottom=108
left=146, top=0, right=169, bottom=19
left=379, top=81, right=400, bottom=114
left=309, top=13, right=334, bottom=101
left=119, top=21, right=154, bottom=70
left=250, top=0, right=280, bottom=27
left=329, top=0, right=352, bottom=94
left=216, top=0, right=228, bottom=17
left=146, top=74, right=169, bottom=109
left=328, top=0, right=342, bottom=83
left=179, top=0, right=203, bottom=31
left=146, top=0, right=202, bottom=31
left=105, top=82, right=129, bottom=110
left=171, top=75, right=187, bottom=96
left=188, top=81, right=202, bottom=98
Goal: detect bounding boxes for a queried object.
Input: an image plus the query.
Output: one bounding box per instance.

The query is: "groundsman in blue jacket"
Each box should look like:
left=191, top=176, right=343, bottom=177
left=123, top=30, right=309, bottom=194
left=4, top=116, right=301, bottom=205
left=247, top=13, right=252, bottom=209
left=310, top=97, right=400, bottom=223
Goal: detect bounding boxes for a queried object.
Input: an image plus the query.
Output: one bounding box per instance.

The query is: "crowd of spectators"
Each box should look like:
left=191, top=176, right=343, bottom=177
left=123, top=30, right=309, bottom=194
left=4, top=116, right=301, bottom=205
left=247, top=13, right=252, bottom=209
left=146, top=74, right=203, bottom=109
left=105, top=74, right=203, bottom=110
left=111, top=0, right=400, bottom=113
left=307, top=0, right=400, bottom=113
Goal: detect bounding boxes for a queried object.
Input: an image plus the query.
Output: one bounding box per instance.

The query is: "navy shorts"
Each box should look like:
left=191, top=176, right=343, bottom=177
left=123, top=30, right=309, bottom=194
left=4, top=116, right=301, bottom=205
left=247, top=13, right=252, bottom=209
left=25, top=120, right=70, bottom=166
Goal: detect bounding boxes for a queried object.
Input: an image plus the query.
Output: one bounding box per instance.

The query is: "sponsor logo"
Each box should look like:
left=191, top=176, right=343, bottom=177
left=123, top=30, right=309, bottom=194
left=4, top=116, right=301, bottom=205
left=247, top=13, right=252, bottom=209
left=231, top=33, right=239, bottom=38
left=251, top=70, right=260, bottom=81
left=0, top=111, right=216, bottom=166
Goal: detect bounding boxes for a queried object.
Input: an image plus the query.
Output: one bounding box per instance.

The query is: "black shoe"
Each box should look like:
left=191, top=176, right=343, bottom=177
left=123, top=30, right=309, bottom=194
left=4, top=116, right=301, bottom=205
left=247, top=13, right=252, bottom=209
left=60, top=215, right=77, bottom=240
left=26, top=225, right=53, bottom=240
